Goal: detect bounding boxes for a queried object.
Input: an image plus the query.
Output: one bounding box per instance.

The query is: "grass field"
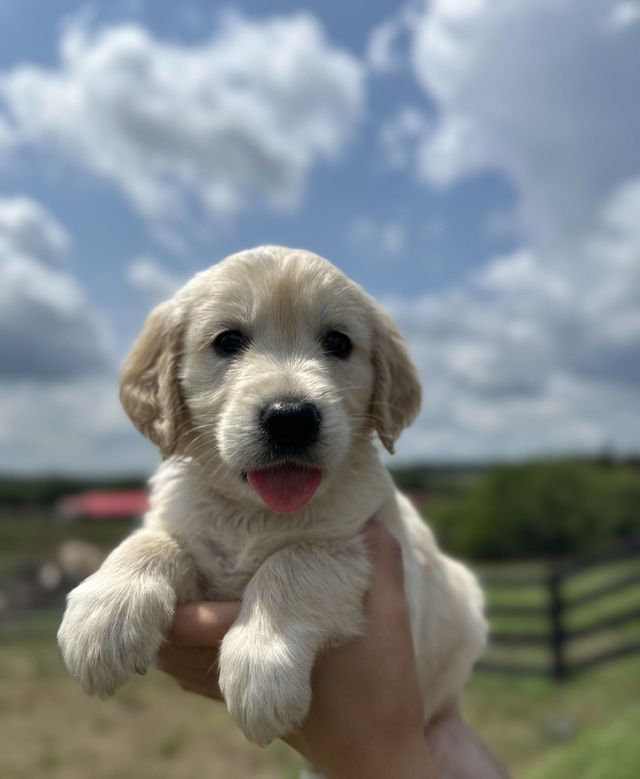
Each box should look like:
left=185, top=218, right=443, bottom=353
left=1, top=515, right=639, bottom=778
left=0, top=628, right=300, bottom=779
left=1, top=623, right=639, bottom=779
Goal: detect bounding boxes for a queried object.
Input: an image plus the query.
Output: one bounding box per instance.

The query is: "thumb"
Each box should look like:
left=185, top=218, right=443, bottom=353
left=363, top=517, right=406, bottom=598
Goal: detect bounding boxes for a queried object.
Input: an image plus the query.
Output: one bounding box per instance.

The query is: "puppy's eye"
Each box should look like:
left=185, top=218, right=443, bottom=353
left=213, top=330, right=249, bottom=356
left=322, top=330, right=352, bottom=359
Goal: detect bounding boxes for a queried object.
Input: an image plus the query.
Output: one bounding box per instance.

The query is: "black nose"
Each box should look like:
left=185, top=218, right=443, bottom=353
left=260, top=400, right=321, bottom=456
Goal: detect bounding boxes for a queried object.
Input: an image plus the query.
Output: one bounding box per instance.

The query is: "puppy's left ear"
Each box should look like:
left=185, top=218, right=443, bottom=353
left=370, top=304, right=422, bottom=454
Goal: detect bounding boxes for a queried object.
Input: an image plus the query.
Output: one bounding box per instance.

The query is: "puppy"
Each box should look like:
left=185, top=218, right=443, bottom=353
left=58, top=246, right=486, bottom=765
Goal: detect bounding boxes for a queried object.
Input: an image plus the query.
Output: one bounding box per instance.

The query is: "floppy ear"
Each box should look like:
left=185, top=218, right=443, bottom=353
left=120, top=301, right=190, bottom=458
left=369, top=304, right=422, bottom=454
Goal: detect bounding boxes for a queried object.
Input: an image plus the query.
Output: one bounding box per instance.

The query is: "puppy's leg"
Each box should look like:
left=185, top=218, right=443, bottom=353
left=218, top=539, right=370, bottom=747
left=58, top=529, right=198, bottom=697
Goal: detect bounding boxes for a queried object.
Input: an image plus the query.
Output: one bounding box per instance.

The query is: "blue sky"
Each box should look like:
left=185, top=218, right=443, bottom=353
left=0, top=0, right=639, bottom=474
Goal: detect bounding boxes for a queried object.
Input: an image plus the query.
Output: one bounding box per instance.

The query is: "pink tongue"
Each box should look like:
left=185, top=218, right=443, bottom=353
left=248, top=466, right=323, bottom=514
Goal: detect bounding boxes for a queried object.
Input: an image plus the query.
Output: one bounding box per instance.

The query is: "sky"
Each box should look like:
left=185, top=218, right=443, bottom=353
left=0, top=0, right=639, bottom=475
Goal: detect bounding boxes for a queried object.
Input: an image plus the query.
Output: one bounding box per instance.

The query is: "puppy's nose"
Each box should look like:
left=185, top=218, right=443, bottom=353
left=260, top=400, right=321, bottom=455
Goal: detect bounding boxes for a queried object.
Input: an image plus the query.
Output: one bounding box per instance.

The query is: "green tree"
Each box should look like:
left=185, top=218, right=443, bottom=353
left=430, top=461, right=639, bottom=560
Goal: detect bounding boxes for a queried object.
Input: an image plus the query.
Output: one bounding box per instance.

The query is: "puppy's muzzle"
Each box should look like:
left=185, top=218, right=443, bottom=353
left=260, top=399, right=322, bottom=457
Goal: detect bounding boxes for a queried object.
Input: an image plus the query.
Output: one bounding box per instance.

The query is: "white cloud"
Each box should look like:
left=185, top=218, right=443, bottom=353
left=367, top=16, right=405, bottom=73
left=366, top=4, right=421, bottom=74
left=0, top=13, right=364, bottom=221
left=366, top=0, right=640, bottom=458
left=608, top=2, right=640, bottom=31
left=390, top=177, right=640, bottom=461
left=0, top=197, right=164, bottom=474
left=0, top=196, right=68, bottom=264
left=0, top=197, right=112, bottom=381
left=349, top=216, right=407, bottom=258
left=378, top=106, right=429, bottom=170
left=0, top=375, right=158, bottom=476
left=0, top=115, right=12, bottom=149
left=0, top=197, right=140, bottom=474
left=126, top=256, right=184, bottom=304
left=407, top=0, right=640, bottom=247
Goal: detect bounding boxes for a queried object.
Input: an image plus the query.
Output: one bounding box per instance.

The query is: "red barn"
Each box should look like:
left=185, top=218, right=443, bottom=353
left=56, top=489, right=149, bottom=521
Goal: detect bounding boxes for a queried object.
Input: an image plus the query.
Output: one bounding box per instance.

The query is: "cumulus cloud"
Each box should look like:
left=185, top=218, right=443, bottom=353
left=367, top=4, right=420, bottom=74
left=126, top=256, right=184, bottom=304
left=607, top=1, right=640, bottom=31
left=0, top=13, right=364, bottom=221
left=408, top=0, right=640, bottom=247
left=391, top=177, right=640, bottom=461
left=0, top=198, right=145, bottom=473
left=0, top=197, right=112, bottom=381
left=0, top=196, right=68, bottom=264
left=0, top=375, right=158, bottom=475
left=0, top=198, right=154, bottom=473
left=367, top=14, right=409, bottom=73
left=349, top=216, right=407, bottom=257
left=378, top=106, right=429, bottom=170
left=364, top=0, right=640, bottom=458
left=0, top=115, right=12, bottom=149
left=367, top=19, right=400, bottom=72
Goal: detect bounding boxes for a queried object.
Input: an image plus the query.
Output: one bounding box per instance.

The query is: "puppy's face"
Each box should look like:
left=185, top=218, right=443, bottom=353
left=121, top=247, right=421, bottom=514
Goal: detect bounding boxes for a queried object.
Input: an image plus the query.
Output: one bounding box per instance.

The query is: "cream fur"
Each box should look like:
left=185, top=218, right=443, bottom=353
left=58, top=246, right=487, bottom=762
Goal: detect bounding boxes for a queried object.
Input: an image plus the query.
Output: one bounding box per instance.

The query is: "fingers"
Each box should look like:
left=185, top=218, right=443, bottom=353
left=156, top=643, right=219, bottom=670
left=362, top=518, right=413, bottom=643
left=155, top=653, right=222, bottom=701
left=166, top=601, right=241, bottom=646
left=155, top=601, right=239, bottom=703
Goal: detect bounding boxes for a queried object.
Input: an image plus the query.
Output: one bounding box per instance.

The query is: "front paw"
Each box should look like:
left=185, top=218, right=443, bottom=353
left=57, top=571, right=175, bottom=698
left=218, top=624, right=313, bottom=746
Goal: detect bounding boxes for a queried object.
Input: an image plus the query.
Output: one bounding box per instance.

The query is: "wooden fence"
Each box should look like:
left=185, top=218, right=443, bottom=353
left=477, top=535, right=640, bottom=679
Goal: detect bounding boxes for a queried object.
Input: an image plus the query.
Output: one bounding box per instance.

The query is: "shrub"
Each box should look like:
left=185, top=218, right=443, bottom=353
left=429, top=461, right=640, bottom=560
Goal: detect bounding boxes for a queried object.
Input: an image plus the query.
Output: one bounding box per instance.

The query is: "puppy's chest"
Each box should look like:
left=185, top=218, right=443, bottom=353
left=188, top=535, right=253, bottom=601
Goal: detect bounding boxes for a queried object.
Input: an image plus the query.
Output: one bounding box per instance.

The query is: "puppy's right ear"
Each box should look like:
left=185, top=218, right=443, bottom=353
left=120, top=301, right=189, bottom=458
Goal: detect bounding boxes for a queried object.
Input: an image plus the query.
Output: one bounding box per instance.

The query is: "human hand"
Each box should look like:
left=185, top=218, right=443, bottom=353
left=156, top=519, right=433, bottom=777
left=156, top=521, right=508, bottom=778
left=156, top=519, right=432, bottom=777
left=156, top=599, right=240, bottom=700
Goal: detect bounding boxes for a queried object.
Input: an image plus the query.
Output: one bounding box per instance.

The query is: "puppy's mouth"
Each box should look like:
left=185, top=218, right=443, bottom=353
left=247, top=464, right=323, bottom=514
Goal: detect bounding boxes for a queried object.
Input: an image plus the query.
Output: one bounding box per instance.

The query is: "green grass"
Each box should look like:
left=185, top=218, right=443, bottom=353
left=0, top=632, right=301, bottom=779
left=466, top=657, right=640, bottom=778
left=0, top=628, right=638, bottom=779
left=525, top=703, right=640, bottom=779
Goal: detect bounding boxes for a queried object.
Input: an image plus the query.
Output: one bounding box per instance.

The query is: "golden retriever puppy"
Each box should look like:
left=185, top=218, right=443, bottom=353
left=58, top=246, right=486, bottom=758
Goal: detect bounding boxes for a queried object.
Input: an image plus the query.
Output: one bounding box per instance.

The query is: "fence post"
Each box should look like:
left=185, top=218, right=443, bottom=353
left=548, top=568, right=567, bottom=679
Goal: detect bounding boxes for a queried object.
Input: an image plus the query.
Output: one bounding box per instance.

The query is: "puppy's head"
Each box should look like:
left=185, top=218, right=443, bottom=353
left=121, top=246, right=420, bottom=513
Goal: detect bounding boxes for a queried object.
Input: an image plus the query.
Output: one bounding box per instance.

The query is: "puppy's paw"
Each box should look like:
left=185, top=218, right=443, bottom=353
left=218, top=623, right=313, bottom=746
left=57, top=571, right=175, bottom=698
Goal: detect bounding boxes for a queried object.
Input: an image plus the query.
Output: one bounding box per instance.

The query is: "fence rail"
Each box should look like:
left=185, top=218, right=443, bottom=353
left=477, top=534, right=640, bottom=679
